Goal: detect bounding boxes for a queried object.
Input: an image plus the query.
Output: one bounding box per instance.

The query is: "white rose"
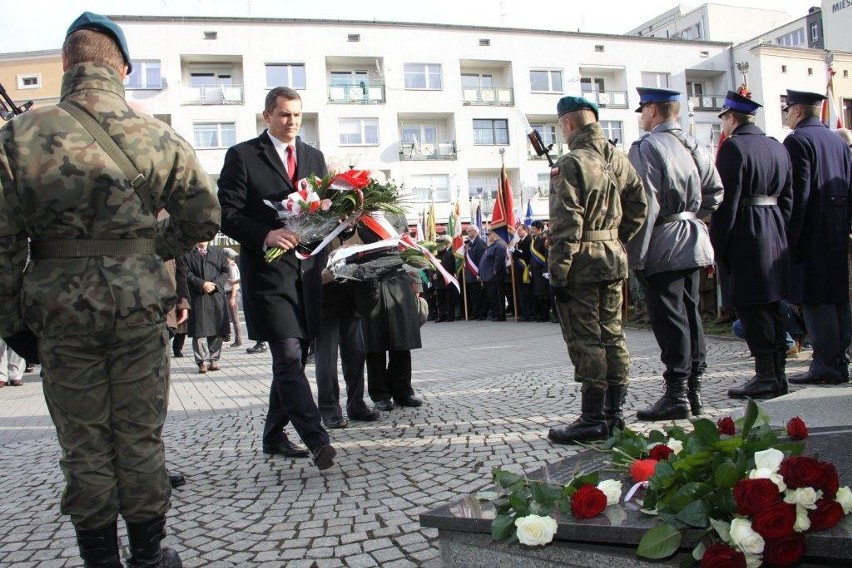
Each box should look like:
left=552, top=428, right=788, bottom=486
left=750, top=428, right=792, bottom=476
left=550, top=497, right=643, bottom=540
left=836, top=486, right=852, bottom=515
left=730, top=518, right=765, bottom=555
left=748, top=468, right=787, bottom=492
left=666, top=438, right=683, bottom=455
left=783, top=487, right=821, bottom=510
left=794, top=504, right=811, bottom=532
left=744, top=553, right=763, bottom=568
left=515, top=514, right=558, bottom=546
left=597, top=479, right=623, bottom=506
left=753, top=448, right=784, bottom=472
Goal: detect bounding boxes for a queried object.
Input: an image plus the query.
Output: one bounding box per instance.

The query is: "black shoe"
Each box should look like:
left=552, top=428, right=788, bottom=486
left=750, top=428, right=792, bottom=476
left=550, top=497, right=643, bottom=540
left=246, top=343, right=265, bottom=354
left=788, top=370, right=847, bottom=385
left=231, top=340, right=243, bottom=348
left=325, top=417, right=349, bottom=429
left=76, top=521, right=122, bottom=568
left=636, top=396, right=691, bottom=422
left=172, top=352, right=184, bottom=358
left=168, top=472, right=186, bottom=488
left=312, top=444, right=336, bottom=470
left=349, top=409, right=381, bottom=421
left=394, top=395, right=423, bottom=407
left=125, top=517, right=182, bottom=568
left=548, top=417, right=609, bottom=445
left=262, top=440, right=310, bottom=458
left=375, top=399, right=395, bottom=411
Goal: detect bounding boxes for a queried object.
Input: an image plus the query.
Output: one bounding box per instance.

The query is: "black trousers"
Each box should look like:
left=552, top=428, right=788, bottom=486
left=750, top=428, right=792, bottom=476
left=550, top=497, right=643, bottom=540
left=485, top=281, right=506, bottom=320
left=736, top=303, right=786, bottom=357
left=436, top=288, right=456, bottom=321
left=644, top=267, right=706, bottom=382
left=263, top=338, right=328, bottom=451
left=366, top=350, right=413, bottom=402
left=465, top=281, right=487, bottom=319
left=315, top=315, right=370, bottom=422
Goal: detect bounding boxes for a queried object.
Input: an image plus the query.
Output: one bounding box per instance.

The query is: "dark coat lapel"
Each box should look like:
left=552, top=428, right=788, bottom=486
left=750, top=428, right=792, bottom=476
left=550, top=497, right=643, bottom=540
left=258, top=131, right=292, bottom=189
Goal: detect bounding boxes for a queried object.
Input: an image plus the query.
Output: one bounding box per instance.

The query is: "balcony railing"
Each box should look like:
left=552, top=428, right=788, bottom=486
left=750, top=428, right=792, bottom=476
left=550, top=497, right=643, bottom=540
left=581, top=90, right=629, bottom=109
left=689, top=94, right=725, bottom=111
left=399, top=140, right=457, bottom=161
left=528, top=142, right=569, bottom=161
left=183, top=84, right=244, bottom=105
left=461, top=87, right=514, bottom=106
left=328, top=83, right=386, bottom=104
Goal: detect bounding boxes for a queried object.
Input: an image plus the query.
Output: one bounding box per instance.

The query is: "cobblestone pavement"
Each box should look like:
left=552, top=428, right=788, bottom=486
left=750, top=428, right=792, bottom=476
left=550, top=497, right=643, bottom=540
left=0, top=319, right=830, bottom=567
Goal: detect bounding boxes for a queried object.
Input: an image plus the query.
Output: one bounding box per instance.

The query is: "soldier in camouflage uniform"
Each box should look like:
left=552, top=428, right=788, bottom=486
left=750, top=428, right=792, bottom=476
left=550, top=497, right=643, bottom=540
left=546, top=96, right=647, bottom=445
left=0, top=13, right=220, bottom=568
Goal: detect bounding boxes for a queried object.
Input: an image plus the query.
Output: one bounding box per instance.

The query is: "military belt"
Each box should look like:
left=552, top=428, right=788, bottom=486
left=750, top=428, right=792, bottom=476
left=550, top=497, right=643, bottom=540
left=740, top=196, right=777, bottom=207
left=654, top=211, right=697, bottom=227
left=582, top=229, right=619, bottom=242
left=30, top=239, right=156, bottom=259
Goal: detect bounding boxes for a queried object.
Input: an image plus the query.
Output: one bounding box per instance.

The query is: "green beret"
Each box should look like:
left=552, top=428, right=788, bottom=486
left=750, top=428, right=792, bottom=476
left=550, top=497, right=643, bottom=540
left=556, top=96, right=599, bottom=121
left=67, top=12, right=132, bottom=73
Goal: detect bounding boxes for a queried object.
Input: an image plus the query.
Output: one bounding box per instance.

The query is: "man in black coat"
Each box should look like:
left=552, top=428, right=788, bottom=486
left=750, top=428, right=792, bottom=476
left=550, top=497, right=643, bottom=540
left=184, top=242, right=230, bottom=374
left=512, top=224, right=535, bottom=321
left=218, top=87, right=335, bottom=470
left=783, top=89, right=852, bottom=385
left=433, top=236, right=457, bottom=322
left=529, top=220, right=551, bottom=322
left=710, top=91, right=793, bottom=399
left=463, top=226, right=487, bottom=320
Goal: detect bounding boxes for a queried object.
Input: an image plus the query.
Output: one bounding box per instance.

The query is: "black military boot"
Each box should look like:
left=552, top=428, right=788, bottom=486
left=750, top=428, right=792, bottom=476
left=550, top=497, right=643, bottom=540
left=548, top=387, right=608, bottom=444
left=603, top=384, right=627, bottom=432
left=76, top=520, right=122, bottom=568
left=636, top=378, right=691, bottom=421
left=126, top=517, right=182, bottom=568
left=687, top=364, right=704, bottom=416
left=775, top=351, right=788, bottom=396
left=728, top=354, right=780, bottom=400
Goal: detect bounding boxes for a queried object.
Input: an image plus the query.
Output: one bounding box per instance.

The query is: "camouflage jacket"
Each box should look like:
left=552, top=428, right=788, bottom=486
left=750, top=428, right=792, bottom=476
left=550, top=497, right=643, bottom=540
left=548, top=122, right=648, bottom=287
left=0, top=63, right=220, bottom=339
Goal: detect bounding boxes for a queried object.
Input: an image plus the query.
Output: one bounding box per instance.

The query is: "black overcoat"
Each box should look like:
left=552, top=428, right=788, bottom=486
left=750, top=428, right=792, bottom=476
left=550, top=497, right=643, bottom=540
left=783, top=117, right=852, bottom=304
left=218, top=133, right=327, bottom=341
left=710, top=123, right=793, bottom=308
left=184, top=246, right=230, bottom=337
left=530, top=235, right=550, bottom=296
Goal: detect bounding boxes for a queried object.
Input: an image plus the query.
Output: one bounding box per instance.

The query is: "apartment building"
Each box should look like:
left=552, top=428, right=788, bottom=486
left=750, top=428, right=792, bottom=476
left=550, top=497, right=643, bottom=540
left=0, top=49, right=62, bottom=116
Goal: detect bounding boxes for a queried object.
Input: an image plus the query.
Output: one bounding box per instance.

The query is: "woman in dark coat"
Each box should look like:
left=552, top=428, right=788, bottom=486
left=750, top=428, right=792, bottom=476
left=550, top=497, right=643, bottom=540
left=184, top=243, right=230, bottom=373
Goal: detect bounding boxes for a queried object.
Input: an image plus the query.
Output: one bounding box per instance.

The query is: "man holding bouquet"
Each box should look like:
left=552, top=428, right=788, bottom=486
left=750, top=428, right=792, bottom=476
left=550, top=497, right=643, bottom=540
left=218, top=87, right=335, bottom=470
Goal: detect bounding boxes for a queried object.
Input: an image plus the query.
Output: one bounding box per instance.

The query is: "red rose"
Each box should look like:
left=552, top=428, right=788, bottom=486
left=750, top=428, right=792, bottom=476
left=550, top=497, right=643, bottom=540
left=780, top=456, right=823, bottom=489
left=763, top=534, right=806, bottom=567
left=717, top=416, right=736, bottom=435
left=700, top=543, right=746, bottom=568
left=818, top=462, right=840, bottom=498
left=786, top=416, right=808, bottom=440
left=648, top=444, right=674, bottom=461
left=809, top=498, right=845, bottom=531
left=733, top=478, right=782, bottom=516
left=630, top=459, right=658, bottom=483
left=752, top=502, right=797, bottom=539
left=571, top=484, right=608, bottom=519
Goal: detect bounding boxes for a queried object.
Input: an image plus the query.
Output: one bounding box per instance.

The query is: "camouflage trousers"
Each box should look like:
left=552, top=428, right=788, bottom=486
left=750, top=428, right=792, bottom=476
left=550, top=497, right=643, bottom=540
left=41, top=324, right=172, bottom=530
left=555, top=279, right=629, bottom=392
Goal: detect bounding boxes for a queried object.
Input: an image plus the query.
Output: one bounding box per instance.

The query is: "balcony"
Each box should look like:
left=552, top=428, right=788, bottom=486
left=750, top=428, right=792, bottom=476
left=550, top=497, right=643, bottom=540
left=690, top=94, right=725, bottom=111
left=399, top=141, right=457, bottom=161
left=328, top=83, right=386, bottom=104
left=182, top=84, right=244, bottom=105
left=461, top=87, right=514, bottom=106
left=582, top=90, right=628, bottom=109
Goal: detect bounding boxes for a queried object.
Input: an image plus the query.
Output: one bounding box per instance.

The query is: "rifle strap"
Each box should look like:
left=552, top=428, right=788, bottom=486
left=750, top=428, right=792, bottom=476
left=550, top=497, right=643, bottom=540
left=58, top=100, right=153, bottom=215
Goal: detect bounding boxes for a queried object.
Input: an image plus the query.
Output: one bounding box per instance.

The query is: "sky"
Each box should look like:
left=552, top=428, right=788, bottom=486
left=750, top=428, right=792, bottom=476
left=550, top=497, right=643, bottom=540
left=0, top=0, right=823, bottom=54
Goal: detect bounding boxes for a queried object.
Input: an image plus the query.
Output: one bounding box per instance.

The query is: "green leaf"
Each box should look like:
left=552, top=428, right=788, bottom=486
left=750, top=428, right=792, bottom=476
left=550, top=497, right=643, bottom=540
left=570, top=471, right=600, bottom=488
left=648, top=430, right=667, bottom=444
left=675, top=500, right=708, bottom=528
left=530, top=481, right=564, bottom=506
left=691, top=418, right=720, bottom=446
left=716, top=489, right=737, bottom=516
left=509, top=490, right=530, bottom=516
left=659, top=511, right=687, bottom=529
left=709, top=517, right=732, bottom=544
left=494, top=469, right=525, bottom=489
left=691, top=541, right=706, bottom=561
left=739, top=399, right=759, bottom=436
left=713, top=462, right=739, bottom=488
left=491, top=514, right=516, bottom=541
left=667, top=482, right=712, bottom=511
left=636, top=523, right=682, bottom=559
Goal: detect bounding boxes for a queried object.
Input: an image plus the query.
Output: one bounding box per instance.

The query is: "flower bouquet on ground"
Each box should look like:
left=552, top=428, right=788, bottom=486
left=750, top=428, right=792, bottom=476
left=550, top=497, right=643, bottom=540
left=263, top=169, right=404, bottom=261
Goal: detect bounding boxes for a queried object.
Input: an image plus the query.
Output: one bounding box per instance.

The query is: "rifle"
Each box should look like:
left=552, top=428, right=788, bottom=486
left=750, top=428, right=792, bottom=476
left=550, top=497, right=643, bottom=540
left=0, top=82, right=33, bottom=121
left=527, top=128, right=555, bottom=167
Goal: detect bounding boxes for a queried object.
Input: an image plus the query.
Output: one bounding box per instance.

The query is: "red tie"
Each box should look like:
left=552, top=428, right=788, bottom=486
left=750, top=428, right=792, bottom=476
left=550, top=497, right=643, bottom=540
left=286, top=145, right=296, bottom=184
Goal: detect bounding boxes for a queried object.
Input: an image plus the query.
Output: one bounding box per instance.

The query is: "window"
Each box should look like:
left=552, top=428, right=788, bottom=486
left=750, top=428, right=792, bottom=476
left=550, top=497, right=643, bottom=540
left=808, top=68, right=813, bottom=76
left=473, top=119, right=509, bottom=145
left=401, top=125, right=438, bottom=145
left=710, top=123, right=722, bottom=144
left=780, top=95, right=789, bottom=128
left=811, top=23, right=819, bottom=42
left=348, top=34, right=361, bottom=42
left=594, top=45, right=605, bottom=52
left=331, top=70, right=368, bottom=85
left=479, top=38, right=491, bottom=46
left=782, top=65, right=788, bottom=73
left=530, top=124, right=558, bottom=146
left=536, top=173, right=550, bottom=196
left=190, top=72, right=232, bottom=87
left=641, top=72, right=670, bottom=88
left=193, top=122, right=235, bottom=149
left=265, top=64, right=305, bottom=89
left=469, top=175, right=499, bottom=202
left=203, top=31, right=217, bottom=40
left=124, top=60, right=161, bottom=90
left=404, top=64, right=442, bottom=90
left=581, top=77, right=605, bottom=94
left=776, top=28, right=804, bottom=47
left=600, top=121, right=623, bottom=145
left=462, top=73, right=493, bottom=89
left=687, top=82, right=704, bottom=97
left=339, top=118, right=379, bottom=145
left=16, top=73, right=40, bottom=89
left=411, top=175, right=450, bottom=202
left=530, top=69, right=563, bottom=93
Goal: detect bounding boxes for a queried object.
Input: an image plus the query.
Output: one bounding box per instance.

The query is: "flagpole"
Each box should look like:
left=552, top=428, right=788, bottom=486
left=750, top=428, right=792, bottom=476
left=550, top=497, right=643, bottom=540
left=499, top=148, right=520, bottom=321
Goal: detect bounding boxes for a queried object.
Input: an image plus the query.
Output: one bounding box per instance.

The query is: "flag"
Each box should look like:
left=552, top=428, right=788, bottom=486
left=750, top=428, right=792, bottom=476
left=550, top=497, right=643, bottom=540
left=474, top=202, right=483, bottom=235
left=451, top=200, right=464, bottom=258
left=524, top=199, right=533, bottom=227
left=425, top=201, right=436, bottom=242
left=821, top=66, right=842, bottom=129
left=414, top=209, right=425, bottom=241
left=490, top=162, right=516, bottom=243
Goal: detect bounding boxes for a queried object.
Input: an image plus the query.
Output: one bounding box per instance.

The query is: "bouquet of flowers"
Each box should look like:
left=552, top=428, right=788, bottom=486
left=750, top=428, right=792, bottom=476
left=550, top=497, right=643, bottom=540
left=263, top=169, right=404, bottom=261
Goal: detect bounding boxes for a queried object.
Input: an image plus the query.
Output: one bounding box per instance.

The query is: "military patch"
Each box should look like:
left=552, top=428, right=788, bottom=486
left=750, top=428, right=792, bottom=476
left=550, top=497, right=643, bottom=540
left=550, top=167, right=560, bottom=177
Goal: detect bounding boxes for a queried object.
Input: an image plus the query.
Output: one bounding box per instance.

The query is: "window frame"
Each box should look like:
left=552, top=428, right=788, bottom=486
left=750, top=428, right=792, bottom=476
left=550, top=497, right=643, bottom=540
left=410, top=174, right=451, bottom=202
left=192, top=122, right=236, bottom=149
left=529, top=69, right=563, bottom=93
left=472, top=118, right=509, bottom=146
left=16, top=73, right=41, bottom=90
left=403, top=63, right=443, bottom=90
left=124, top=60, right=162, bottom=90
left=339, top=117, right=380, bottom=146
left=641, top=72, right=670, bottom=89
left=599, top=120, right=624, bottom=145
left=265, top=63, right=306, bottom=90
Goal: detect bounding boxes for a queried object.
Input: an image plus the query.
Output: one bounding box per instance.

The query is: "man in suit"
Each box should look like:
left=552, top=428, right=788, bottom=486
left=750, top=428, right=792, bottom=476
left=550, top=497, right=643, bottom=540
left=218, top=86, right=336, bottom=470
left=512, top=224, right=535, bottom=321
left=529, top=220, right=551, bottom=322
left=480, top=231, right=508, bottom=321
left=710, top=91, right=793, bottom=400
left=464, top=226, right=487, bottom=320
left=783, top=89, right=852, bottom=385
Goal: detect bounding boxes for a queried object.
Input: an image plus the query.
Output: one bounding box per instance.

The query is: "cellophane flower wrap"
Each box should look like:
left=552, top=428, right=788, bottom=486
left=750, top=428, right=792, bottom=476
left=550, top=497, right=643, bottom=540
left=263, top=169, right=404, bottom=261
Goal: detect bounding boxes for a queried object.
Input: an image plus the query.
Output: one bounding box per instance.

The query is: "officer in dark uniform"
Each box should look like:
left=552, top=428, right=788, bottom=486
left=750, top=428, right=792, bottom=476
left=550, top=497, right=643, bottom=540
left=710, top=91, right=793, bottom=399
left=783, top=89, right=852, bottom=385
